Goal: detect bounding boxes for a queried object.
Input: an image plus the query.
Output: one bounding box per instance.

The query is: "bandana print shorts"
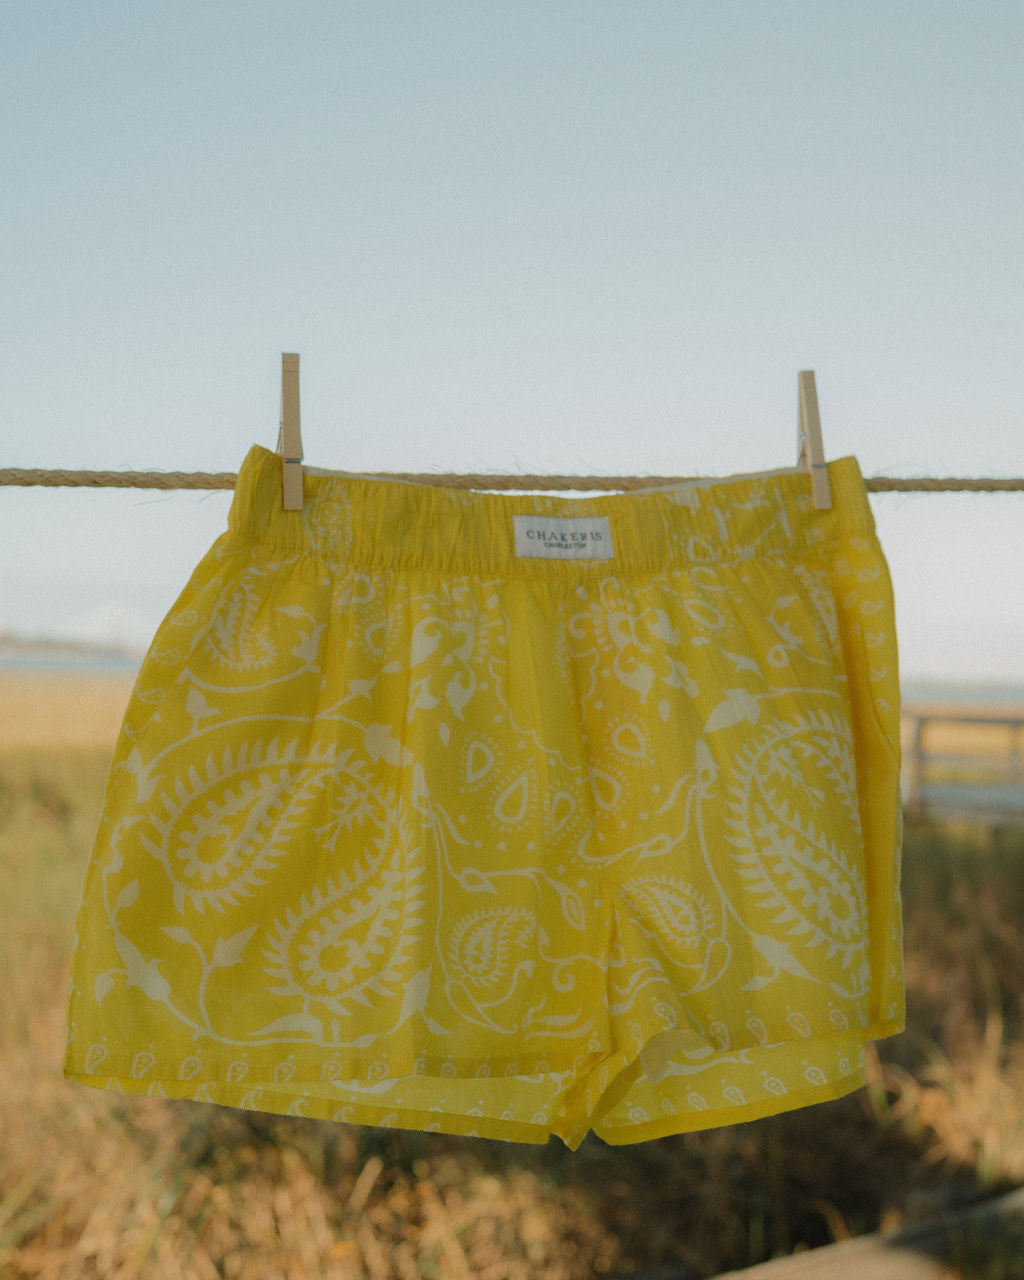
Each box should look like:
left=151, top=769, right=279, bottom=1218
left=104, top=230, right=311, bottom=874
left=64, top=445, right=903, bottom=1149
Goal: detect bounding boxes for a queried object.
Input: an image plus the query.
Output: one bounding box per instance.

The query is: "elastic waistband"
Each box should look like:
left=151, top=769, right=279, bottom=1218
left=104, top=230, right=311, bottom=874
left=229, top=444, right=876, bottom=577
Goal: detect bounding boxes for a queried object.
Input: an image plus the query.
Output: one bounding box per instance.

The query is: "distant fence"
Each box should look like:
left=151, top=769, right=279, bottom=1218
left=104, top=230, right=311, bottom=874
left=901, top=705, right=1024, bottom=824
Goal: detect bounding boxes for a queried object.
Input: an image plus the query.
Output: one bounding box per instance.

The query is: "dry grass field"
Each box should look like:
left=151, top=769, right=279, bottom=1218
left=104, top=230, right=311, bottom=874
left=0, top=670, right=138, bottom=749
left=3, top=672, right=1024, bottom=1278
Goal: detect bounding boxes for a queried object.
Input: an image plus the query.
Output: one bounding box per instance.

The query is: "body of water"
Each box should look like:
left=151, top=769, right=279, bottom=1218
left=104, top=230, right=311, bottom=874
left=902, top=680, right=1024, bottom=708
left=2, top=652, right=1023, bottom=703
left=0, top=650, right=142, bottom=675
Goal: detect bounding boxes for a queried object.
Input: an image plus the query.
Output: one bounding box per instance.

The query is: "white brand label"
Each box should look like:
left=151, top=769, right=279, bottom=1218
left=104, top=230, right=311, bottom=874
left=513, top=514, right=614, bottom=560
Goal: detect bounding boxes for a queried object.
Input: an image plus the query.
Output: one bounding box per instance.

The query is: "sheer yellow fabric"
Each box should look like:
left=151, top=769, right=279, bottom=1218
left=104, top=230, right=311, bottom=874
left=65, top=446, right=903, bottom=1149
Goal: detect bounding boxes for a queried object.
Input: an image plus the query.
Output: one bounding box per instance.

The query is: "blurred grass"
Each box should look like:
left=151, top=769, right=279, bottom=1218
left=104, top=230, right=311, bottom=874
left=3, top=739, right=1024, bottom=1278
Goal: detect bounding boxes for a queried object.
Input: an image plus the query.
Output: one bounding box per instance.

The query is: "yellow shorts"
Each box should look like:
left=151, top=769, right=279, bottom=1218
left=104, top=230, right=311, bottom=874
left=64, top=445, right=903, bottom=1149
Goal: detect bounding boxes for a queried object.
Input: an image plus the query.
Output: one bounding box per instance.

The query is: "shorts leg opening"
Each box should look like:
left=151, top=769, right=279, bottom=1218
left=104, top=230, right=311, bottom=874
left=587, top=1022, right=882, bottom=1144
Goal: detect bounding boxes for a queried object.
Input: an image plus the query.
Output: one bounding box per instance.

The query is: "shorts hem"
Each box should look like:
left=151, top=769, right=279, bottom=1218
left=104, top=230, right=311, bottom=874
left=63, top=1018, right=902, bottom=1151
left=61, top=1043, right=587, bottom=1088
left=63, top=1061, right=872, bottom=1151
left=62, top=1070, right=556, bottom=1146
left=592, top=1067, right=869, bottom=1145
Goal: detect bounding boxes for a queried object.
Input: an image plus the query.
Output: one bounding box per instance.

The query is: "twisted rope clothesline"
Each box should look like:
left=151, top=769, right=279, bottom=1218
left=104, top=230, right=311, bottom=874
left=1, top=466, right=1024, bottom=494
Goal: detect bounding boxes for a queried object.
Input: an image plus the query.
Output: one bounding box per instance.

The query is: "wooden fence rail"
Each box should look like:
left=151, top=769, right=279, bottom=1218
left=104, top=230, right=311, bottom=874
left=901, top=706, right=1024, bottom=824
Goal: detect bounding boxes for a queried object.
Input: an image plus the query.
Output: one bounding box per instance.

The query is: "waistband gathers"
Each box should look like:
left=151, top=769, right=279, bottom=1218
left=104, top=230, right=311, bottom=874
left=229, top=444, right=875, bottom=578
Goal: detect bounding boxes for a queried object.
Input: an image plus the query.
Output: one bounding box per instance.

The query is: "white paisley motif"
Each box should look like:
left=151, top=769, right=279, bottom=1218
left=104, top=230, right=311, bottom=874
left=724, top=712, right=869, bottom=982
left=448, top=907, right=538, bottom=991
left=262, top=802, right=424, bottom=1016
left=139, top=738, right=349, bottom=914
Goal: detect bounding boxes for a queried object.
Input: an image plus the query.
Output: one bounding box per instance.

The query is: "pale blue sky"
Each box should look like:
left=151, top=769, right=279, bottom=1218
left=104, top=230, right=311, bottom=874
left=2, top=1, right=1023, bottom=681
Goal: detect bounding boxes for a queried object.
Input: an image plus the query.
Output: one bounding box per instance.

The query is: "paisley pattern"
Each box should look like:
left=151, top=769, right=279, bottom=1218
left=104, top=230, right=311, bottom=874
left=64, top=446, right=904, bottom=1149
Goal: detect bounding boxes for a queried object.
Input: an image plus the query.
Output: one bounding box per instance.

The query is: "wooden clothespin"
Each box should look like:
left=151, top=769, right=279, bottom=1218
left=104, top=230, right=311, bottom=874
left=797, top=370, right=832, bottom=510
left=278, top=353, right=304, bottom=510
